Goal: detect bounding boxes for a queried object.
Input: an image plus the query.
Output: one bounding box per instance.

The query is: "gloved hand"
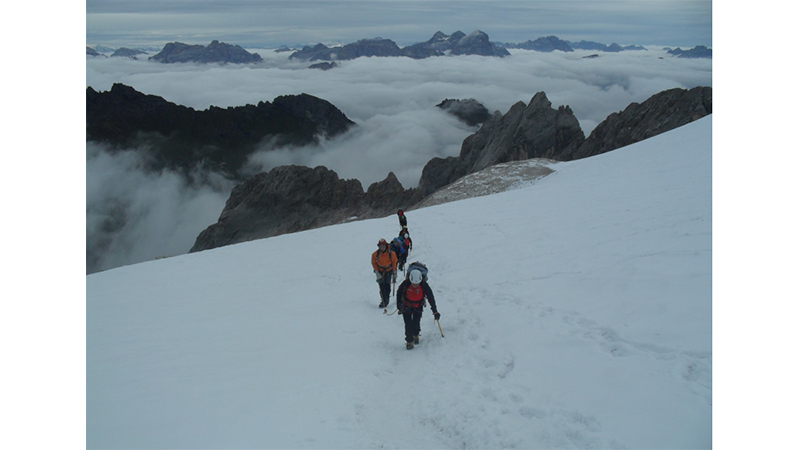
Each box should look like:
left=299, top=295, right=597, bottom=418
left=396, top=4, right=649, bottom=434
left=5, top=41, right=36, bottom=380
left=392, top=272, right=397, bottom=283
left=433, top=311, right=441, bottom=320
left=375, top=271, right=381, bottom=281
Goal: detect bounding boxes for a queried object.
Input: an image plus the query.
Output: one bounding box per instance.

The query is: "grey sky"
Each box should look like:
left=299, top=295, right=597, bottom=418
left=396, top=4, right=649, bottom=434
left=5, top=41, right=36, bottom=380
left=86, top=0, right=712, bottom=49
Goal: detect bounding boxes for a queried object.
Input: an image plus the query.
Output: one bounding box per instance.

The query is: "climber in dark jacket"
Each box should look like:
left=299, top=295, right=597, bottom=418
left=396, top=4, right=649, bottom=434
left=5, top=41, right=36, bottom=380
left=397, top=210, right=407, bottom=228
left=396, top=269, right=439, bottom=349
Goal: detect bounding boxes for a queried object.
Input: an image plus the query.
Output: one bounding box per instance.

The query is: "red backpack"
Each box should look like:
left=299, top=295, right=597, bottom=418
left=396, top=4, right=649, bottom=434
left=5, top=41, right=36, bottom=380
left=403, top=283, right=425, bottom=309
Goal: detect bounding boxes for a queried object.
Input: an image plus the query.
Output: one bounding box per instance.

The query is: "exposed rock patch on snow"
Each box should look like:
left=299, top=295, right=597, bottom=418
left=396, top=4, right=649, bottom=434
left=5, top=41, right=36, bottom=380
left=415, top=158, right=556, bottom=208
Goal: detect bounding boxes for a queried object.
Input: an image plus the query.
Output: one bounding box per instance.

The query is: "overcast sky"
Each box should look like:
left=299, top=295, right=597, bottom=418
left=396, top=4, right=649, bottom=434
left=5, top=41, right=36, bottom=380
left=86, top=0, right=712, bottom=49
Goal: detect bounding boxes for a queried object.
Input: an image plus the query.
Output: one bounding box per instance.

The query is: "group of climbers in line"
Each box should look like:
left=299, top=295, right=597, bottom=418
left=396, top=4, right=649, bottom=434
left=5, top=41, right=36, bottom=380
left=370, top=209, right=440, bottom=350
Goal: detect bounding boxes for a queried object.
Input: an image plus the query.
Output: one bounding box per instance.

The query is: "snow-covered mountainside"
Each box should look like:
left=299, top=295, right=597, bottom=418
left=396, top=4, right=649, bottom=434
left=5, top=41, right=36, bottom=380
left=87, top=117, right=712, bottom=449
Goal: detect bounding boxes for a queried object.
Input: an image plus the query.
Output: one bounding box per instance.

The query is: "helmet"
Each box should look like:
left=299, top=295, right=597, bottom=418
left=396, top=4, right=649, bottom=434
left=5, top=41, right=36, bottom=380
left=397, top=210, right=403, bottom=215
left=378, top=238, right=387, bottom=247
left=409, top=269, right=423, bottom=284
left=403, top=233, right=409, bottom=239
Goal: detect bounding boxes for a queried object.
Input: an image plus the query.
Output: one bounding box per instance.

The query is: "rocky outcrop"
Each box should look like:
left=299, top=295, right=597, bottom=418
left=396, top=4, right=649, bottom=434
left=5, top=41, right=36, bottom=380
left=436, top=99, right=491, bottom=126
left=190, top=168, right=422, bottom=252
left=309, top=62, right=337, bottom=70
left=150, top=40, right=263, bottom=64
left=364, top=172, right=422, bottom=212
left=419, top=87, right=712, bottom=195
left=447, top=30, right=510, bottom=57
left=289, top=30, right=509, bottom=61
left=86, top=84, right=355, bottom=177
left=404, top=30, right=509, bottom=57
left=560, top=86, right=712, bottom=160
left=419, top=92, right=584, bottom=196
left=111, top=47, right=147, bottom=58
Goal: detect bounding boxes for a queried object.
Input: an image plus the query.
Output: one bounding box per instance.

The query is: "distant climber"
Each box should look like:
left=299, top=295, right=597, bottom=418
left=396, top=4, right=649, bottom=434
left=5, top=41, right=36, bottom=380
left=397, top=210, right=407, bottom=228
left=399, top=228, right=412, bottom=253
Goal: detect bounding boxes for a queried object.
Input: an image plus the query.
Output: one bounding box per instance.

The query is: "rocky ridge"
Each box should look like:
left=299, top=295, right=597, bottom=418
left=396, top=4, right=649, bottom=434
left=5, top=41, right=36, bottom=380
left=189, top=86, right=711, bottom=253
left=86, top=83, right=355, bottom=178
left=190, top=168, right=422, bottom=252
left=436, top=99, right=492, bottom=127
left=419, top=92, right=584, bottom=196
left=503, top=36, right=646, bottom=53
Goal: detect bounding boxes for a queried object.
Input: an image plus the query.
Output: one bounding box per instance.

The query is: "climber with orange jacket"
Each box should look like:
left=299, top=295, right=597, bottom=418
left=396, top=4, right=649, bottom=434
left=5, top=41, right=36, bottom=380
left=371, top=238, right=397, bottom=308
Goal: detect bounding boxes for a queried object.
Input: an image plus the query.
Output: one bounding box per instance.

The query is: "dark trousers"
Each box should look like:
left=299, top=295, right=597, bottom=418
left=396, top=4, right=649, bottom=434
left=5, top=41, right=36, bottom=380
left=398, top=253, right=408, bottom=271
left=402, top=308, right=423, bottom=343
left=378, top=271, right=393, bottom=303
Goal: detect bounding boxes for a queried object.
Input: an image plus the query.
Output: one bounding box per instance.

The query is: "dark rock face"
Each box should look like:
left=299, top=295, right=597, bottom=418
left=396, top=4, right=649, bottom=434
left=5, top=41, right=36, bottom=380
left=309, top=62, right=337, bottom=70
left=86, top=46, right=102, bottom=57
left=667, top=45, right=712, bottom=58
left=561, top=86, right=712, bottom=160
left=419, top=87, right=712, bottom=195
left=436, top=99, right=491, bottom=126
left=419, top=92, right=584, bottom=196
left=149, top=40, right=263, bottom=64
left=289, top=30, right=509, bottom=61
left=86, top=84, right=355, bottom=177
left=190, top=168, right=422, bottom=252
left=364, top=172, right=422, bottom=213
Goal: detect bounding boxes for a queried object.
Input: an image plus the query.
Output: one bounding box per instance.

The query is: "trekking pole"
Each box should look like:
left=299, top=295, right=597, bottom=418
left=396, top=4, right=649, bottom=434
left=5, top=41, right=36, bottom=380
left=436, top=319, right=444, bottom=338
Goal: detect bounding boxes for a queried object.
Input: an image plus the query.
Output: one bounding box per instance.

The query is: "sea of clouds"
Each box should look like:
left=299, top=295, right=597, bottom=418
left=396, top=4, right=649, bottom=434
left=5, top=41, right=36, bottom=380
left=85, top=46, right=711, bottom=273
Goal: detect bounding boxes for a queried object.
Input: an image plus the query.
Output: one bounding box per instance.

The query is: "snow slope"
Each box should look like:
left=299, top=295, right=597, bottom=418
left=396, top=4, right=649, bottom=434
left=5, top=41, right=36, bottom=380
left=87, top=117, right=712, bottom=449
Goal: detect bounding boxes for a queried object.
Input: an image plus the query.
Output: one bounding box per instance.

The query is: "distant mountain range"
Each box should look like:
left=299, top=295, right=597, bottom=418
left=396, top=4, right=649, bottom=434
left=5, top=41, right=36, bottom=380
left=666, top=45, right=712, bottom=58
left=87, top=32, right=711, bottom=64
left=288, top=30, right=510, bottom=61
left=502, top=36, right=646, bottom=53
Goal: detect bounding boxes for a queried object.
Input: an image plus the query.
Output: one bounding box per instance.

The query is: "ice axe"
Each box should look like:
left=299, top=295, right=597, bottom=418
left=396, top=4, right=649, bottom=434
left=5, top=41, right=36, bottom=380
left=436, top=319, right=444, bottom=338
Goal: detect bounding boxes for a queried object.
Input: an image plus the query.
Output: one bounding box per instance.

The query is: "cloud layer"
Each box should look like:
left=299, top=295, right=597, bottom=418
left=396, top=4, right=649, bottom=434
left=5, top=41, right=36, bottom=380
left=86, top=46, right=711, bottom=272
left=86, top=1, right=713, bottom=49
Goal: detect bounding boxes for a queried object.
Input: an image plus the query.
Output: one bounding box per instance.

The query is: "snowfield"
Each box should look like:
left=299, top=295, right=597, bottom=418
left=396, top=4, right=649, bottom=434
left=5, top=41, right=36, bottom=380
left=87, top=117, right=712, bottom=449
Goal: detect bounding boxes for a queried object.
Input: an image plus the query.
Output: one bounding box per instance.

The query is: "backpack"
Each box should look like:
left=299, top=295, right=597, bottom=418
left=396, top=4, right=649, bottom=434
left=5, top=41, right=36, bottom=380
left=391, top=237, right=406, bottom=253
left=406, top=261, right=428, bottom=282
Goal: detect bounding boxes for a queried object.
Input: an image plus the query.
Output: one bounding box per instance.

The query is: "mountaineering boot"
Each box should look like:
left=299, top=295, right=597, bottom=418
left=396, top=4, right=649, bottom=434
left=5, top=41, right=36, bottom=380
left=379, top=301, right=386, bottom=308
left=406, top=341, right=414, bottom=350
left=413, top=335, right=420, bottom=345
